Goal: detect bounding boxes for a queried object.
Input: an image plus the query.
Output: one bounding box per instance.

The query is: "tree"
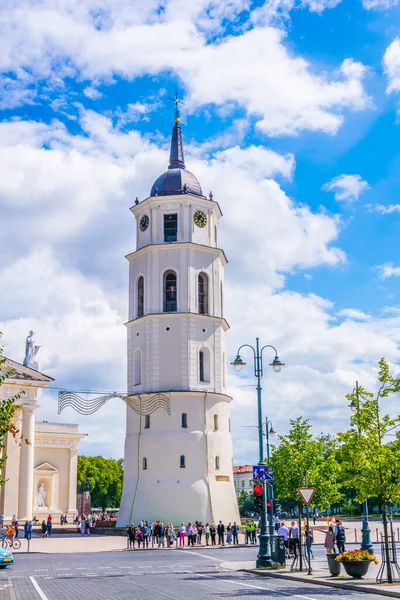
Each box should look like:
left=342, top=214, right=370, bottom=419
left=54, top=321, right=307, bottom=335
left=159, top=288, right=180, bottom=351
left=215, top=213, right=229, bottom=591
left=337, top=359, right=400, bottom=583
left=0, top=333, right=23, bottom=487
left=77, top=455, right=124, bottom=509
left=237, top=489, right=255, bottom=516
left=271, top=418, right=342, bottom=511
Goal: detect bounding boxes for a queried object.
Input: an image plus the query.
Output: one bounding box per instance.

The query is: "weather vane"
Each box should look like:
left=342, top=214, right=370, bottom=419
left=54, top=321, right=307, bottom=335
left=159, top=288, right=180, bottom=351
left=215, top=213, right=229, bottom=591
left=169, top=89, right=184, bottom=124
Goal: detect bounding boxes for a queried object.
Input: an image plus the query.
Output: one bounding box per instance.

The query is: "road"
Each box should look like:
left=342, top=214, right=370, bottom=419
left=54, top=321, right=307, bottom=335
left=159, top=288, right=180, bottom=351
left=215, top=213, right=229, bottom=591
left=0, top=546, right=387, bottom=599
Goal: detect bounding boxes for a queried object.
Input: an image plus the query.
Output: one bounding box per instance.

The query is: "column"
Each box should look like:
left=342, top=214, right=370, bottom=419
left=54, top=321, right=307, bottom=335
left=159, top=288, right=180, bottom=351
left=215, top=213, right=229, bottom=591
left=68, top=448, right=78, bottom=513
left=18, top=404, right=36, bottom=521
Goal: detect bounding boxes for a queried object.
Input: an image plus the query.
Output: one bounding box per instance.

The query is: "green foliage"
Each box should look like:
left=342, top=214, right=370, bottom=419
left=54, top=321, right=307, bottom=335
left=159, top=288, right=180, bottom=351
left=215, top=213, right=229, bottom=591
left=337, top=358, right=400, bottom=507
left=237, top=489, right=255, bottom=515
left=271, top=417, right=342, bottom=510
left=0, top=333, right=22, bottom=487
left=77, top=455, right=124, bottom=510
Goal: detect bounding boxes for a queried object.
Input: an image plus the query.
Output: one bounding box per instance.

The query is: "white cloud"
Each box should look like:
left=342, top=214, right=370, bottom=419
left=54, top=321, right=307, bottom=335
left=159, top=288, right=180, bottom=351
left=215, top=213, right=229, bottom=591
left=83, top=86, right=103, bottom=100
left=363, top=0, right=398, bottom=8
left=337, top=308, right=371, bottom=321
left=384, top=38, right=400, bottom=94
left=376, top=262, right=400, bottom=279
left=372, top=203, right=400, bottom=214
left=322, top=173, right=370, bottom=202
left=0, top=2, right=370, bottom=137
left=302, top=0, right=341, bottom=11
left=211, top=145, right=295, bottom=180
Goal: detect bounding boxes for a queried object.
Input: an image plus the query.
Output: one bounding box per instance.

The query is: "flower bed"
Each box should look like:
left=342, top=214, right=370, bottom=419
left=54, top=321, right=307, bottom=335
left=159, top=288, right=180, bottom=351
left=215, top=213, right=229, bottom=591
left=335, top=550, right=378, bottom=564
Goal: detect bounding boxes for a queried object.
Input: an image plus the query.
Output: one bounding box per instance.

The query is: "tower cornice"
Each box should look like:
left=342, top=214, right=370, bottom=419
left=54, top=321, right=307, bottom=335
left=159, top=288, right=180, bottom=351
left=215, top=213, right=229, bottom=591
left=126, top=241, right=228, bottom=266
left=125, top=389, right=233, bottom=403
left=130, top=194, right=223, bottom=220
left=125, top=311, right=230, bottom=331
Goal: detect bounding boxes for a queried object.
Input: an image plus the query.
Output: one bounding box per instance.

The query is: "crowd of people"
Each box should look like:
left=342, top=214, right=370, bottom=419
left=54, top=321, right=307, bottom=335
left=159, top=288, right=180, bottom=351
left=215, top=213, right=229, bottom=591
left=126, top=520, right=244, bottom=548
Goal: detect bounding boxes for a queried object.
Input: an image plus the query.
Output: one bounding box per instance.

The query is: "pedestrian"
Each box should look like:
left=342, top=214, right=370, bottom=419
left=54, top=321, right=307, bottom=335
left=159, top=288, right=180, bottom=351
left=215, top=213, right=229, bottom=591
left=85, top=519, right=90, bottom=535
left=146, top=520, right=151, bottom=547
left=210, top=523, right=216, bottom=545
left=334, top=521, right=346, bottom=553
left=251, top=520, right=257, bottom=544
left=136, top=527, right=143, bottom=548
left=315, top=526, right=335, bottom=554
left=304, top=525, right=314, bottom=559
left=14, top=520, right=19, bottom=538
left=46, top=515, right=52, bottom=537
left=128, top=523, right=135, bottom=549
left=24, top=521, right=28, bottom=539
left=313, top=514, right=317, bottom=526
left=41, top=520, right=47, bottom=538
left=232, top=522, right=239, bottom=545
left=167, top=522, right=175, bottom=547
left=289, top=521, right=299, bottom=557
left=11, top=514, right=17, bottom=527
left=278, top=521, right=290, bottom=558
left=245, top=521, right=251, bottom=544
left=197, top=522, right=203, bottom=545
left=226, top=523, right=233, bottom=545
left=178, top=522, right=186, bottom=547
left=186, top=522, right=195, bottom=546
left=26, top=521, right=32, bottom=541
left=80, top=516, right=86, bottom=535
left=205, top=523, right=210, bottom=546
left=274, top=516, right=280, bottom=533
left=217, top=520, right=225, bottom=545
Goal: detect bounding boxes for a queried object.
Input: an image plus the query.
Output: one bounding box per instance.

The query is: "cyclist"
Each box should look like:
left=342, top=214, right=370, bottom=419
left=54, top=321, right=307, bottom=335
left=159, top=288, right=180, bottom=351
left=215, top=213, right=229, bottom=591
left=6, top=525, right=15, bottom=544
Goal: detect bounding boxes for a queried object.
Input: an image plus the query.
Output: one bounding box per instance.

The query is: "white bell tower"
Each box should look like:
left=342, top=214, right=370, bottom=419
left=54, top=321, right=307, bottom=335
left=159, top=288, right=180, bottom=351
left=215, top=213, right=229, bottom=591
left=118, top=100, right=240, bottom=526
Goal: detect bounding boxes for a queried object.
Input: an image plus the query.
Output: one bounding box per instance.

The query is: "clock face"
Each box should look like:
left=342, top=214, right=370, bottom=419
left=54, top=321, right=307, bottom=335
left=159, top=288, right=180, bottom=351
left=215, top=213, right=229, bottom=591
left=140, top=214, right=149, bottom=232
left=194, top=210, right=207, bottom=228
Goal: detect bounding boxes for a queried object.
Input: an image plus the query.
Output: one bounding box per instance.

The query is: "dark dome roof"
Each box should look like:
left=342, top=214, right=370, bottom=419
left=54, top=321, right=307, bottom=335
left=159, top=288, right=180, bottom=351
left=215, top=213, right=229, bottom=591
left=151, top=168, right=202, bottom=197
left=150, top=118, right=203, bottom=198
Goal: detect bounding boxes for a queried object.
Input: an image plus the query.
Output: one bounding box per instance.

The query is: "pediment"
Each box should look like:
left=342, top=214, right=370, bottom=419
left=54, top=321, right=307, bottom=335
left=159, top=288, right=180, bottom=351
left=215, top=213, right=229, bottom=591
left=34, top=461, right=59, bottom=472
left=2, top=358, right=53, bottom=383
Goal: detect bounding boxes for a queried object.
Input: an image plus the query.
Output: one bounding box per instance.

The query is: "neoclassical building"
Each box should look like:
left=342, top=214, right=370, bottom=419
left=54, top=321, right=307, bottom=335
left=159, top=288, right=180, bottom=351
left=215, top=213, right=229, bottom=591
left=118, top=103, right=240, bottom=526
left=0, top=353, right=86, bottom=522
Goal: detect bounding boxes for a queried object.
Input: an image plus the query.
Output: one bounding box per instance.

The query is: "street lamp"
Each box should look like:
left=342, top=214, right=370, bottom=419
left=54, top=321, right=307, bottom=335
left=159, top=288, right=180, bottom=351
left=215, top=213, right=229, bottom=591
left=349, top=381, right=373, bottom=554
left=231, top=338, right=284, bottom=568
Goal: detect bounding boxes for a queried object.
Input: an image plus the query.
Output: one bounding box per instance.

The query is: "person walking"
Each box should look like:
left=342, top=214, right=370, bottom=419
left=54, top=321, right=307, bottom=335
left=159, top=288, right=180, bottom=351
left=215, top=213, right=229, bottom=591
left=315, top=526, right=335, bottom=554
left=245, top=521, right=251, bottom=544
left=232, top=522, right=239, bottom=545
left=24, top=521, right=28, bottom=539
left=217, top=521, right=225, bottom=546
left=204, top=523, right=210, bottom=546
left=197, top=522, right=203, bottom=545
left=46, top=515, right=52, bottom=537
left=128, top=523, right=136, bottom=549
left=178, top=522, right=186, bottom=547
left=226, top=523, right=233, bottom=545
left=136, top=527, right=143, bottom=548
left=80, top=516, right=86, bottom=535
left=210, top=523, right=216, bottom=546
left=26, top=521, right=32, bottom=541
left=289, top=521, right=299, bottom=557
left=304, top=524, right=314, bottom=559
left=334, top=521, right=346, bottom=553
left=41, top=520, right=47, bottom=538
left=14, top=520, right=19, bottom=538
left=167, top=523, right=175, bottom=547
left=186, top=522, right=195, bottom=547
left=278, top=521, right=290, bottom=558
left=141, top=521, right=149, bottom=548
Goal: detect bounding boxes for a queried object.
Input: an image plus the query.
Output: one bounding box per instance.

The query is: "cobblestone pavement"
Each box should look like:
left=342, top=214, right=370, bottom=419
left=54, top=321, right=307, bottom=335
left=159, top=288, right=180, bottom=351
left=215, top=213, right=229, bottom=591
left=0, top=547, right=390, bottom=600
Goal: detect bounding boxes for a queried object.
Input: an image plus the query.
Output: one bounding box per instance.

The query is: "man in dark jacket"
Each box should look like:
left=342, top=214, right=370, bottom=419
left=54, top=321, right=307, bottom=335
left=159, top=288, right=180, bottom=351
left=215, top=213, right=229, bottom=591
left=217, top=521, right=225, bottom=545
left=232, top=522, right=239, bottom=545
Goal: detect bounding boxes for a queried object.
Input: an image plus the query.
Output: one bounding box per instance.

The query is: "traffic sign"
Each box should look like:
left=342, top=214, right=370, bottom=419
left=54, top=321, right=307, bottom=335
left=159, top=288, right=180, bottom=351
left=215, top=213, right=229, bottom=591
left=253, top=466, right=274, bottom=481
left=298, top=487, right=316, bottom=505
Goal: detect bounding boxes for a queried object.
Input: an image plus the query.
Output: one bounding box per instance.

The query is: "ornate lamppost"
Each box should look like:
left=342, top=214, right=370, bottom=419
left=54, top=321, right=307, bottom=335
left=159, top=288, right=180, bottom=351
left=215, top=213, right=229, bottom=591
left=231, top=338, right=284, bottom=568
left=265, top=417, right=276, bottom=539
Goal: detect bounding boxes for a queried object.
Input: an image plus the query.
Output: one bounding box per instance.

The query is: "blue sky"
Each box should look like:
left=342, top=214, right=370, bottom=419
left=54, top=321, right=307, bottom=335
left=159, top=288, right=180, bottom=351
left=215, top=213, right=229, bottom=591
left=1, top=0, right=400, bottom=462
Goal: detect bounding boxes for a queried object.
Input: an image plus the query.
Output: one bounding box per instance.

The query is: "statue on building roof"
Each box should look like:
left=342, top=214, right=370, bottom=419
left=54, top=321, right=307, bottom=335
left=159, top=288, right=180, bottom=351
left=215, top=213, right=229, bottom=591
left=23, top=330, right=41, bottom=367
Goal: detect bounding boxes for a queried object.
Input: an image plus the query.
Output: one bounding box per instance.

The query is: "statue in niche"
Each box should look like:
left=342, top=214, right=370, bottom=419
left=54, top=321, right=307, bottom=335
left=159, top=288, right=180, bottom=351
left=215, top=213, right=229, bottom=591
left=37, top=483, right=47, bottom=508
left=23, top=330, right=41, bottom=367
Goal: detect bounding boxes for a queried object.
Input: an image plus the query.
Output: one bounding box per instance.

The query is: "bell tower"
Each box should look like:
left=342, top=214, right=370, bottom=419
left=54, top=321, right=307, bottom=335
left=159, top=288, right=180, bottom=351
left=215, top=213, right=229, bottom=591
left=118, top=98, right=240, bottom=526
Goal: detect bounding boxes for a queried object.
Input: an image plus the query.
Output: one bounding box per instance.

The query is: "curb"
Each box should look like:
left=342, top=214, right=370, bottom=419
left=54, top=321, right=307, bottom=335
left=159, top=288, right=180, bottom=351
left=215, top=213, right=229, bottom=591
left=241, top=569, right=400, bottom=598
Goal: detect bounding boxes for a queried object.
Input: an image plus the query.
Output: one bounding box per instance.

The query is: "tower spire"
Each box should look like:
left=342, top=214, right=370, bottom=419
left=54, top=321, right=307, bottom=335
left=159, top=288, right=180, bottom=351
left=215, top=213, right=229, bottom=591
left=168, top=90, right=185, bottom=170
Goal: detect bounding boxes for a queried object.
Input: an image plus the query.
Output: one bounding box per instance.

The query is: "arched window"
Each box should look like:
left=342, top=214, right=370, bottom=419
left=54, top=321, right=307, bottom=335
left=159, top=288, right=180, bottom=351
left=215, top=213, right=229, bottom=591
left=180, top=455, right=186, bottom=468
left=137, top=276, right=144, bottom=318
left=182, top=413, right=187, bottom=428
left=164, top=270, right=177, bottom=312
left=215, top=456, right=220, bottom=470
left=133, top=349, right=141, bottom=386
left=143, top=457, right=147, bottom=470
left=198, top=273, right=209, bottom=315
left=199, top=348, right=211, bottom=383
left=144, top=414, right=150, bottom=429
left=214, top=414, right=219, bottom=431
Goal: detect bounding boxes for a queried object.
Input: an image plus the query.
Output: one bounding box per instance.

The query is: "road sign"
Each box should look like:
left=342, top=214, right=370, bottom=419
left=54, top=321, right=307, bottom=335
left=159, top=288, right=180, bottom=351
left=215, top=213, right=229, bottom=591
left=298, top=487, right=316, bottom=505
left=253, top=466, right=274, bottom=481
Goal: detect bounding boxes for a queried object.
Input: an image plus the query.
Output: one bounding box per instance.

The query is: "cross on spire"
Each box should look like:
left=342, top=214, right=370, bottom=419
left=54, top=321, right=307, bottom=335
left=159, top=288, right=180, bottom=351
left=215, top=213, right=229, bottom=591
left=169, top=89, right=183, bottom=124
left=168, top=89, right=185, bottom=169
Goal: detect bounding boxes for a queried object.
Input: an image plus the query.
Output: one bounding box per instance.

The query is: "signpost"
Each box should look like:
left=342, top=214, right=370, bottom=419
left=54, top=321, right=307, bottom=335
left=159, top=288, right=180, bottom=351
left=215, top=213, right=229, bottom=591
left=253, top=465, right=274, bottom=481
left=298, top=478, right=315, bottom=575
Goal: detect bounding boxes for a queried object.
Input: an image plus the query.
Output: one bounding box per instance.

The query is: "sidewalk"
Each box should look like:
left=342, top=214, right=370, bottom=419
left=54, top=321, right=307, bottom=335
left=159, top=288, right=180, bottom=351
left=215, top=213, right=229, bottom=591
left=221, top=554, right=400, bottom=599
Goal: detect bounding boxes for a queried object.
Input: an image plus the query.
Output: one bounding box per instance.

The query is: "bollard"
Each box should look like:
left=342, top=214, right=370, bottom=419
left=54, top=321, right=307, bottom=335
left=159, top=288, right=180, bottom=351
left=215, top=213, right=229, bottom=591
left=397, top=527, right=399, bottom=542
left=27, top=538, right=30, bottom=553
left=354, top=529, right=357, bottom=543
left=152, top=536, right=154, bottom=548
left=376, top=528, right=379, bottom=543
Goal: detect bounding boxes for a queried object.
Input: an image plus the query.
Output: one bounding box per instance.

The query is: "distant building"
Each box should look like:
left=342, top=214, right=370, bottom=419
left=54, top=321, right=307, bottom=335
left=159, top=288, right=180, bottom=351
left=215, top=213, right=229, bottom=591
left=233, top=465, right=254, bottom=497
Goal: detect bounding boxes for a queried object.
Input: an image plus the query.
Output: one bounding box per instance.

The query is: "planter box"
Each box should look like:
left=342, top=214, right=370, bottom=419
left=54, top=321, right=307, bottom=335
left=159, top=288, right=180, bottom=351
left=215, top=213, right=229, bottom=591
left=341, top=560, right=372, bottom=578
left=327, top=553, right=341, bottom=576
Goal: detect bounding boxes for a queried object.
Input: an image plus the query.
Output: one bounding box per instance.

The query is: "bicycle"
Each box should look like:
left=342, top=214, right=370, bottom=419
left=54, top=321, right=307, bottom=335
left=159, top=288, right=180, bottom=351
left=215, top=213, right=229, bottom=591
left=1, top=537, right=21, bottom=550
